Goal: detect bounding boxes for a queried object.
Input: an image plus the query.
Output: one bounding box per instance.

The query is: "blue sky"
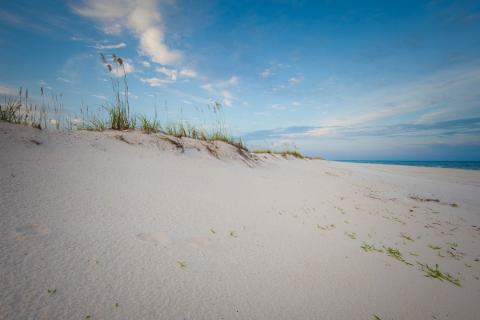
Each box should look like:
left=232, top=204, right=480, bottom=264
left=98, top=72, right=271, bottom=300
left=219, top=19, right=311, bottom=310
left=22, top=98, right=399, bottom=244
left=1, top=0, right=479, bottom=160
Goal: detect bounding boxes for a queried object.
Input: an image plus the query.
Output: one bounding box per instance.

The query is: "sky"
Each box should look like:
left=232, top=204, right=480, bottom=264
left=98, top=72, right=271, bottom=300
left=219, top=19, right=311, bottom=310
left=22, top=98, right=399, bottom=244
left=1, top=0, right=479, bottom=160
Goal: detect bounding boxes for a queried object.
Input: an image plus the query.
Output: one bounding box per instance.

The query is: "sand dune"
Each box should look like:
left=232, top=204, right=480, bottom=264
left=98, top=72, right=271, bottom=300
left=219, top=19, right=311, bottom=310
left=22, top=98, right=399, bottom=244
left=1, top=121, right=479, bottom=319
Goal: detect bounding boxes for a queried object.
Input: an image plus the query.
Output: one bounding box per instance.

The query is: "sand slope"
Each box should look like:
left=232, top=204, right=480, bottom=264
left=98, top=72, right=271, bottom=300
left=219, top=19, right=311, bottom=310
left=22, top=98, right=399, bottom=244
left=1, top=121, right=479, bottom=320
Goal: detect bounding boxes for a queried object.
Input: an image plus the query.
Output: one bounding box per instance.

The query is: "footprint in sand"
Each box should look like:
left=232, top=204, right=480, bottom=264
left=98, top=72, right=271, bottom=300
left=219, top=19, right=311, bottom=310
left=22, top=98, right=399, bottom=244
left=15, top=224, right=49, bottom=241
left=136, top=232, right=172, bottom=246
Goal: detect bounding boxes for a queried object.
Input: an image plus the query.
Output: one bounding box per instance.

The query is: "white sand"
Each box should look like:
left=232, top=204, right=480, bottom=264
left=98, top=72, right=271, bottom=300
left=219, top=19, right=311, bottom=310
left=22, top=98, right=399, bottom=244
left=1, top=121, right=479, bottom=320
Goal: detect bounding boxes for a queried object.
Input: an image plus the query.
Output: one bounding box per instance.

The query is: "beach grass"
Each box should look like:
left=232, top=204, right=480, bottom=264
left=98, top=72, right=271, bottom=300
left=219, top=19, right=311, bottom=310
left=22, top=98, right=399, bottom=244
left=0, top=53, right=250, bottom=153
left=360, top=242, right=383, bottom=253
left=417, top=262, right=461, bottom=286
left=385, top=247, right=413, bottom=266
left=252, top=148, right=305, bottom=159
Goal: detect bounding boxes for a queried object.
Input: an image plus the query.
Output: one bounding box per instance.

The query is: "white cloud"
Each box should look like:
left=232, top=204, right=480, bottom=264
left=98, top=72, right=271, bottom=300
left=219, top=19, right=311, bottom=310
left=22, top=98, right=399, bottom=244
left=179, top=68, right=197, bottom=78
left=140, top=77, right=174, bottom=87
left=260, top=68, right=273, bottom=78
left=142, top=61, right=151, bottom=67
left=292, top=101, right=301, bottom=107
left=73, top=0, right=182, bottom=65
left=200, top=76, right=239, bottom=107
left=38, top=80, right=52, bottom=90
left=217, top=76, right=239, bottom=87
left=156, top=66, right=177, bottom=80
left=110, top=61, right=135, bottom=77
left=56, top=77, right=71, bottom=83
left=220, top=90, right=234, bottom=107
left=271, top=104, right=287, bottom=110
left=201, top=83, right=215, bottom=94
left=92, top=42, right=126, bottom=50
left=259, top=63, right=287, bottom=79
left=415, top=110, right=450, bottom=124
left=0, top=85, right=16, bottom=96
left=93, top=94, right=108, bottom=100
left=288, top=76, right=302, bottom=86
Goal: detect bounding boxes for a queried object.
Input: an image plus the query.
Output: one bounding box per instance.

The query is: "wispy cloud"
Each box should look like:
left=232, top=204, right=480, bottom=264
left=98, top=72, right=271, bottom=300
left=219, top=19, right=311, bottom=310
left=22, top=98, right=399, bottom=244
left=244, top=126, right=318, bottom=140
left=271, top=104, right=287, bottom=110
left=270, top=101, right=302, bottom=111
left=56, top=77, right=72, bottom=83
left=243, top=118, right=480, bottom=141
left=201, top=76, right=239, bottom=107
left=288, top=76, right=303, bottom=86
left=260, top=68, right=273, bottom=78
left=140, top=77, right=174, bottom=87
left=415, top=110, right=450, bottom=124
left=156, top=66, right=178, bottom=80
left=153, top=66, right=198, bottom=83
left=110, top=61, right=135, bottom=77
left=0, top=84, right=17, bottom=96
left=300, top=62, right=480, bottom=136
left=93, top=94, right=108, bottom=100
left=179, top=68, right=197, bottom=79
left=73, top=0, right=182, bottom=65
left=0, top=9, right=49, bottom=33
left=271, top=74, right=303, bottom=92
left=259, top=63, right=287, bottom=79
left=92, top=42, right=126, bottom=50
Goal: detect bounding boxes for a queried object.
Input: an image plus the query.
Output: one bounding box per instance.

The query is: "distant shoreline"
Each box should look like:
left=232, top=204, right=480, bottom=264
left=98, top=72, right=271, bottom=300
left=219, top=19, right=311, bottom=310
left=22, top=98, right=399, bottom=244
left=335, top=160, right=480, bottom=170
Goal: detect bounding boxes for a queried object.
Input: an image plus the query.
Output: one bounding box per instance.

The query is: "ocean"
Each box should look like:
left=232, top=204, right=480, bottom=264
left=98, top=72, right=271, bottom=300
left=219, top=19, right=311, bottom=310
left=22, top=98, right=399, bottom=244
left=336, top=160, right=480, bottom=170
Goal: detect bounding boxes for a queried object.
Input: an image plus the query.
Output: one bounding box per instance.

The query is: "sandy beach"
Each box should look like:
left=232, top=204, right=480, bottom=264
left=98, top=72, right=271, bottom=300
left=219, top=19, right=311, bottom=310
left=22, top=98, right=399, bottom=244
left=1, top=121, right=479, bottom=320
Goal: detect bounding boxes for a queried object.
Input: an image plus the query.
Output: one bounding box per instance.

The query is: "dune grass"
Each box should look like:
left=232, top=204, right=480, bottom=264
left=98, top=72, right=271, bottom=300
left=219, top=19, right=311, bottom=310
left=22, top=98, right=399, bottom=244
left=3, top=54, right=316, bottom=154
left=0, top=99, right=26, bottom=126
left=139, top=114, right=160, bottom=134
left=279, top=150, right=305, bottom=159
left=0, top=89, right=50, bottom=129
left=252, top=148, right=305, bottom=159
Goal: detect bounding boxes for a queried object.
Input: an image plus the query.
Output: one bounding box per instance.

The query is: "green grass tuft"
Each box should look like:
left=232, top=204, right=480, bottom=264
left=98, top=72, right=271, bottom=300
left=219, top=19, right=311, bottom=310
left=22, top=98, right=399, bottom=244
left=252, top=149, right=305, bottom=159
left=361, top=243, right=383, bottom=253
left=139, top=114, right=160, bottom=133
left=385, top=247, right=413, bottom=266
left=417, top=262, right=461, bottom=287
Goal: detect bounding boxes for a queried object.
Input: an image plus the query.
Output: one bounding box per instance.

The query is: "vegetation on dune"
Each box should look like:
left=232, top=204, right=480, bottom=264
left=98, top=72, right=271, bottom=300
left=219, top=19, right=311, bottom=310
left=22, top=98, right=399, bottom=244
left=252, top=148, right=307, bottom=159
left=0, top=53, right=250, bottom=152
left=0, top=86, right=62, bottom=129
left=100, top=53, right=136, bottom=130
